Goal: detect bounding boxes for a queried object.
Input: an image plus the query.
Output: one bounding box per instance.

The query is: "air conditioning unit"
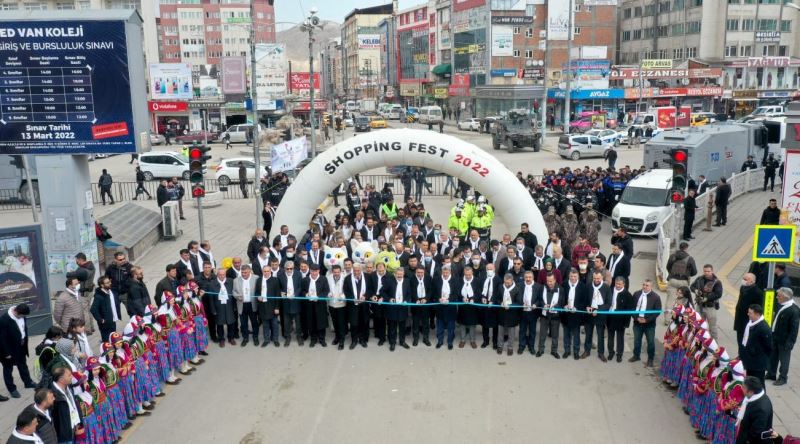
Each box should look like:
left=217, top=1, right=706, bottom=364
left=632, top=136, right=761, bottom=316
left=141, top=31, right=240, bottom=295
left=161, top=201, right=181, bottom=239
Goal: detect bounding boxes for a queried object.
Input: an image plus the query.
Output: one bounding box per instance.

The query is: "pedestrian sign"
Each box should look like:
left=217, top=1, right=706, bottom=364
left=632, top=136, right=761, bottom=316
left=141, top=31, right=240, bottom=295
left=753, top=225, right=796, bottom=262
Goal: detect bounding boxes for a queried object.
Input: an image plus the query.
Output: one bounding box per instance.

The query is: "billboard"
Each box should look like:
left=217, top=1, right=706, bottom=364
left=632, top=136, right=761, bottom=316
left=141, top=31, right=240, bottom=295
left=358, top=34, right=381, bottom=49
left=547, top=0, right=571, bottom=40
left=564, top=60, right=610, bottom=90
left=149, top=63, right=193, bottom=100
left=781, top=150, right=800, bottom=264
left=640, top=59, right=673, bottom=69
left=491, top=25, right=513, bottom=57
left=255, top=43, right=287, bottom=109
left=221, top=57, right=246, bottom=94
left=0, top=18, right=145, bottom=154
left=288, top=72, right=321, bottom=97
left=0, top=225, right=51, bottom=335
left=610, top=67, right=722, bottom=79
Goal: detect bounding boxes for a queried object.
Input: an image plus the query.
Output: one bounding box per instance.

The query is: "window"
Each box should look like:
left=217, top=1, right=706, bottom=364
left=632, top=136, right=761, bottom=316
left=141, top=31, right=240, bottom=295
left=513, top=49, right=520, bottom=57
left=513, top=26, right=520, bottom=34
left=633, top=29, right=642, bottom=39
left=525, top=49, right=533, bottom=58
left=55, top=1, right=74, bottom=8
left=687, top=47, right=697, bottom=57
left=728, top=0, right=740, bottom=3
left=759, top=0, right=779, bottom=3
left=762, top=45, right=776, bottom=56
left=573, top=2, right=580, bottom=11
left=758, top=19, right=777, bottom=31
left=673, top=48, right=684, bottom=59
left=623, top=8, right=632, bottom=18
left=674, top=0, right=685, bottom=8
left=691, top=0, right=702, bottom=6
left=526, top=4, right=535, bottom=16
left=573, top=26, right=581, bottom=35
left=742, top=45, right=752, bottom=56
left=743, top=19, right=755, bottom=31
left=658, top=25, right=669, bottom=36
left=525, top=28, right=533, bottom=37
left=687, top=21, right=701, bottom=33
left=23, top=2, right=46, bottom=10
left=622, top=30, right=632, bottom=41
left=672, top=23, right=684, bottom=35
left=779, top=45, right=788, bottom=56
left=725, top=45, right=738, bottom=57
left=726, top=19, right=739, bottom=31
left=781, top=20, right=791, bottom=32
left=660, top=1, right=671, bottom=12
left=644, top=4, right=656, bottom=15
left=644, top=27, right=655, bottom=38
left=0, top=2, right=18, bottom=8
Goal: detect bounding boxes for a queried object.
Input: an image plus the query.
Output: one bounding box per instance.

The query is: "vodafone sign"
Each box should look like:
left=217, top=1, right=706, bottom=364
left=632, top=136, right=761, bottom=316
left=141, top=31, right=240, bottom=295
left=148, top=101, right=189, bottom=112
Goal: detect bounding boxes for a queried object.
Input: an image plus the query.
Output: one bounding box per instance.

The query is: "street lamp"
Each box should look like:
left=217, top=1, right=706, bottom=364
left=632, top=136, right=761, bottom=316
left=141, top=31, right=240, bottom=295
left=301, top=8, right=324, bottom=158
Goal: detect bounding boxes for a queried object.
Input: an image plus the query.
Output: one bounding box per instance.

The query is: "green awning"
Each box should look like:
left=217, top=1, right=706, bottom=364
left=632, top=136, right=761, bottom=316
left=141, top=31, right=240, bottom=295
left=431, top=63, right=451, bottom=75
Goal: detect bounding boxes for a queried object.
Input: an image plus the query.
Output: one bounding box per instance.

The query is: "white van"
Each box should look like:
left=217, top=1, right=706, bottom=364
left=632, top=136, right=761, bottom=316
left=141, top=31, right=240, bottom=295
left=417, top=106, right=443, bottom=124
left=138, top=151, right=199, bottom=180
left=345, top=100, right=357, bottom=112
left=611, top=169, right=673, bottom=235
left=388, top=104, right=404, bottom=120
left=750, top=105, right=784, bottom=117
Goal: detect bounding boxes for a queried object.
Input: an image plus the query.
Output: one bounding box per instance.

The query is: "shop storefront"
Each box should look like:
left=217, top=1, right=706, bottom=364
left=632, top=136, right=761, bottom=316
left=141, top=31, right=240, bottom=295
left=475, top=85, right=545, bottom=117
left=547, top=89, right=625, bottom=122
left=188, top=100, right=225, bottom=133
left=148, top=100, right=190, bottom=135
left=621, top=87, right=723, bottom=114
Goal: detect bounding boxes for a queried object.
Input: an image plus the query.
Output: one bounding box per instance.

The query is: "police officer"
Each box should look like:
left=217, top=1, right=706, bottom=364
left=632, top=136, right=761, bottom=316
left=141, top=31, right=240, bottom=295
left=763, top=153, right=778, bottom=192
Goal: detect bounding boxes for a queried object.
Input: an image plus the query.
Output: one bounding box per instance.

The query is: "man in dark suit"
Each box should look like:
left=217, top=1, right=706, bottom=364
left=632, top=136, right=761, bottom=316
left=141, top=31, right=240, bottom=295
left=410, top=266, right=433, bottom=347
left=154, top=264, right=180, bottom=305
left=207, top=268, right=236, bottom=347
left=368, top=263, right=390, bottom=345
left=735, top=376, right=775, bottom=444
left=535, top=273, right=564, bottom=358
left=629, top=280, right=662, bottom=367
left=360, top=217, right=381, bottom=243
left=713, top=176, right=732, bottom=226
left=584, top=271, right=612, bottom=361
left=254, top=266, right=281, bottom=348
left=552, top=246, right=571, bottom=280
left=434, top=265, right=460, bottom=350
left=517, top=271, right=541, bottom=355
left=90, top=277, right=121, bottom=342
left=49, top=367, right=79, bottom=443
left=606, top=277, right=634, bottom=362
left=735, top=273, right=763, bottom=355
left=381, top=268, right=411, bottom=351
left=741, top=304, right=773, bottom=384
left=0, top=303, right=34, bottom=398
left=30, top=388, right=57, bottom=444
left=515, top=222, right=538, bottom=250
left=561, top=269, right=588, bottom=360
left=610, top=227, right=634, bottom=258
left=696, top=175, right=709, bottom=195
left=301, top=264, right=330, bottom=347
left=497, top=246, right=519, bottom=277
left=767, top=287, right=800, bottom=386
left=344, top=263, right=370, bottom=348
left=278, top=261, right=303, bottom=346
left=514, top=238, right=534, bottom=270
left=606, top=244, right=631, bottom=288
left=175, top=249, right=194, bottom=281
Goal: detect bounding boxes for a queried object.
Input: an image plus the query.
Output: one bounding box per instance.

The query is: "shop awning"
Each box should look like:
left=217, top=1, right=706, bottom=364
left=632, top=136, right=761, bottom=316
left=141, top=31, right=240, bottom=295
left=431, top=64, right=451, bottom=76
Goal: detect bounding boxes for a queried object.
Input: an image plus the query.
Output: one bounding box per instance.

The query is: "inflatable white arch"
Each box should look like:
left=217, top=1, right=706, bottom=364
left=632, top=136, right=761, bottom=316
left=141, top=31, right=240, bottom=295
left=271, top=129, right=548, bottom=243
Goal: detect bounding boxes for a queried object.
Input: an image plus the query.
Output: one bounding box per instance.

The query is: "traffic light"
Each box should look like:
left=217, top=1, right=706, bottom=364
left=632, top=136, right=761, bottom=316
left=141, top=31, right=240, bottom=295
left=188, top=141, right=210, bottom=199
left=669, top=147, right=688, bottom=203
left=191, top=183, right=205, bottom=198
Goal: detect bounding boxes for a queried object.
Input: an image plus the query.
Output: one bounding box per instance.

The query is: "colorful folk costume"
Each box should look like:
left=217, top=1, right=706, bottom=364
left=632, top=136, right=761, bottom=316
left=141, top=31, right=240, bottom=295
left=660, top=306, right=686, bottom=386
left=110, top=333, right=138, bottom=421
left=74, top=374, right=107, bottom=444
left=689, top=336, right=717, bottom=429
left=678, top=324, right=708, bottom=406
left=175, top=286, right=199, bottom=373
left=143, top=304, right=171, bottom=384
left=157, top=292, right=183, bottom=385
left=713, top=359, right=745, bottom=444
left=86, top=356, right=120, bottom=442
left=187, top=281, right=210, bottom=356
left=699, top=349, right=731, bottom=440
left=98, top=345, right=131, bottom=433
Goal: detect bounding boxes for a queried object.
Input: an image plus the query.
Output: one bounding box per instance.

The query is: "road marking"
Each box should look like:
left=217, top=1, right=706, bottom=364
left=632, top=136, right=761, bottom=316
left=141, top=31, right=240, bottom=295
left=716, top=233, right=754, bottom=316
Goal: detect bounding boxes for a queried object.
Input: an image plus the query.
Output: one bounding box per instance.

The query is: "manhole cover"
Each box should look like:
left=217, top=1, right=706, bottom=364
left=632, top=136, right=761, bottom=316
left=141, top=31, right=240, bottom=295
left=634, top=251, right=657, bottom=260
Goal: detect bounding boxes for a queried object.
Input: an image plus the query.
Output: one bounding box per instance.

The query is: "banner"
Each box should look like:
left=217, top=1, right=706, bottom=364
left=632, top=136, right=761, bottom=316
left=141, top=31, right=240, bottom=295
left=491, top=25, right=514, bottom=57
left=640, top=59, right=673, bottom=69
left=0, top=19, right=142, bottom=154
left=0, top=225, right=50, bottom=335
left=547, top=0, right=571, bottom=40
left=491, top=16, right=534, bottom=25
left=610, top=67, right=722, bottom=79
left=781, top=150, right=800, bottom=264
left=564, top=60, right=610, bottom=90
left=221, top=57, right=246, bottom=94
left=149, top=63, right=193, bottom=100
left=288, top=72, right=321, bottom=98
left=255, top=43, right=287, bottom=108
left=449, top=73, right=470, bottom=96
left=434, top=87, right=448, bottom=99
left=358, top=34, right=381, bottom=49
left=271, top=136, right=308, bottom=172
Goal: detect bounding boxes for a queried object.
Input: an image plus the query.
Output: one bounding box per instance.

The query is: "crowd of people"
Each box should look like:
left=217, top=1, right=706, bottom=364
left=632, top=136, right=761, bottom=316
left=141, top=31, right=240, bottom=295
left=4, top=160, right=798, bottom=442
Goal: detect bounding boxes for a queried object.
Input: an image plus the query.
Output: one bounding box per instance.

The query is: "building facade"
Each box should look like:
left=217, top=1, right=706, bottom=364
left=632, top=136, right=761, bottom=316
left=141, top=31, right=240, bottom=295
left=341, top=3, right=393, bottom=100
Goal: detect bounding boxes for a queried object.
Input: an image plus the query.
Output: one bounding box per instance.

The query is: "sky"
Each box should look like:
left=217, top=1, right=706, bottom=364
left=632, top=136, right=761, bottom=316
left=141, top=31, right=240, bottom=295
left=274, top=0, right=416, bottom=30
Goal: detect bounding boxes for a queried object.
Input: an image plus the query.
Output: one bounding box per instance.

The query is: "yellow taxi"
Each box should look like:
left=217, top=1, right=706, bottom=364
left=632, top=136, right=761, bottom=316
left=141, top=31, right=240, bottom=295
left=322, top=112, right=331, bottom=126
left=690, top=112, right=716, bottom=127
left=369, top=116, right=388, bottom=129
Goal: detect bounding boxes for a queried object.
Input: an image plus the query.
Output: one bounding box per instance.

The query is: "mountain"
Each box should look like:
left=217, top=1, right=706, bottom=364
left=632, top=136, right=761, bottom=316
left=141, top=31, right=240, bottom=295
left=276, top=20, right=340, bottom=72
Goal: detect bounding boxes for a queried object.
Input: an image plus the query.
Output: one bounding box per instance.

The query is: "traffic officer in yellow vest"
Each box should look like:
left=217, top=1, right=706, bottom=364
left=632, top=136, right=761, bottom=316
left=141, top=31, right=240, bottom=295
left=448, top=205, right=470, bottom=239
left=477, top=195, right=494, bottom=223
left=450, top=199, right=465, bottom=218
left=463, top=195, right=477, bottom=222
left=470, top=204, right=492, bottom=241
left=380, top=196, right=398, bottom=220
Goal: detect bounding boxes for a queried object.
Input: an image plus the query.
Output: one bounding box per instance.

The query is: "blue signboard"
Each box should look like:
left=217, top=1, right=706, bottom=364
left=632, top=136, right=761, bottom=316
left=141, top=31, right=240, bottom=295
left=753, top=225, right=796, bottom=262
left=490, top=69, right=517, bottom=77
left=0, top=20, right=137, bottom=154
left=547, top=89, right=625, bottom=100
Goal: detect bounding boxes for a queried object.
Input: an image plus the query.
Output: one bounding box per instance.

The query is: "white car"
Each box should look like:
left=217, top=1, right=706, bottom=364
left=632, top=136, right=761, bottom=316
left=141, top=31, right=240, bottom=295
left=219, top=124, right=265, bottom=144
left=138, top=151, right=198, bottom=180
left=214, top=157, right=257, bottom=186
left=458, top=118, right=481, bottom=131
left=586, top=129, right=622, bottom=147
left=618, top=127, right=662, bottom=145
left=557, top=134, right=614, bottom=160
left=344, top=117, right=354, bottom=127
left=150, top=133, right=166, bottom=146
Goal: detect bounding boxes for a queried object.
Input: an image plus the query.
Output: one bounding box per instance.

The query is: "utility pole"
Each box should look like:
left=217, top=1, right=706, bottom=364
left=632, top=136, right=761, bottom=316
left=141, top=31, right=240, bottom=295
left=308, top=25, right=318, bottom=158
left=563, top=0, right=574, bottom=132
left=249, top=0, right=262, bottom=229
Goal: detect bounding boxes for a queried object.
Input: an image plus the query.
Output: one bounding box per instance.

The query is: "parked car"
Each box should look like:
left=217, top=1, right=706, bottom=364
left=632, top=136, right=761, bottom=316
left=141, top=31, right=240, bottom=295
left=690, top=112, right=717, bottom=127
left=618, top=127, right=662, bottom=145
left=174, top=130, right=219, bottom=144
left=354, top=116, right=371, bottom=132
left=457, top=118, right=481, bottom=131
left=214, top=157, right=256, bottom=186
left=369, top=116, right=388, bottom=129
left=150, top=133, right=166, bottom=146
left=586, top=128, right=622, bottom=147
left=219, top=124, right=265, bottom=144
left=749, top=105, right=784, bottom=118
left=138, top=151, right=201, bottom=180
left=344, top=117, right=354, bottom=127
left=557, top=134, right=613, bottom=160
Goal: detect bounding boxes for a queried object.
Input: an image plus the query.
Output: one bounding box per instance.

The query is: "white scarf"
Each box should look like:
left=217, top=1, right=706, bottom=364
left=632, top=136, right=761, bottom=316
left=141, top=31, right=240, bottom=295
left=260, top=276, right=270, bottom=300
left=416, top=278, right=426, bottom=300
left=591, top=283, right=604, bottom=309
left=351, top=274, right=366, bottom=304
left=199, top=247, right=215, bottom=268
left=66, top=287, right=80, bottom=300
left=742, top=316, right=764, bottom=346
left=609, top=251, right=624, bottom=276
left=611, top=288, right=622, bottom=311
left=191, top=252, right=203, bottom=272
left=376, top=273, right=385, bottom=294
left=636, top=292, right=648, bottom=316
left=523, top=283, right=534, bottom=310
left=462, top=278, right=474, bottom=301
left=483, top=276, right=494, bottom=303
left=280, top=234, right=289, bottom=248
left=10, top=430, right=44, bottom=443
left=395, top=279, right=405, bottom=303
left=257, top=255, right=270, bottom=270
left=217, top=279, right=228, bottom=304
left=567, top=281, right=577, bottom=308
left=285, top=272, right=295, bottom=298
left=543, top=286, right=559, bottom=315
left=502, top=283, right=515, bottom=307
left=773, top=300, right=796, bottom=331
left=180, top=258, right=192, bottom=271
left=75, top=332, right=94, bottom=358
left=533, top=255, right=544, bottom=270
left=440, top=277, right=451, bottom=302
left=736, top=390, right=765, bottom=428
left=308, top=277, right=319, bottom=299
left=52, top=382, right=80, bottom=428
left=269, top=247, right=282, bottom=263
left=328, top=275, right=345, bottom=307
left=241, top=277, right=252, bottom=303
left=105, top=289, right=119, bottom=322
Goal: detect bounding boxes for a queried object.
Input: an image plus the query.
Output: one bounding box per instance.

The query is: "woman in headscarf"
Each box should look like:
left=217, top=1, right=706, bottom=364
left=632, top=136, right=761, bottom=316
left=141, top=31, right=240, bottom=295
left=55, top=337, right=84, bottom=373
left=536, top=258, right=562, bottom=285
